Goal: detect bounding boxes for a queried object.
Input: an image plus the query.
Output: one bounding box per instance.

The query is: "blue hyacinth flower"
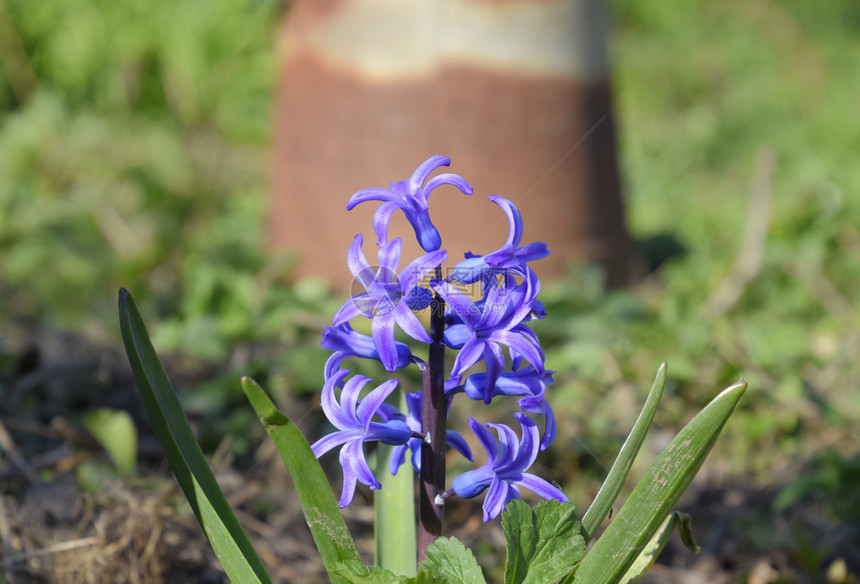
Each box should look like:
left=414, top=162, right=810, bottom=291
left=452, top=413, right=568, bottom=522
left=332, top=234, right=445, bottom=370
left=450, top=195, right=549, bottom=284
left=347, top=155, right=473, bottom=252
left=311, top=369, right=412, bottom=507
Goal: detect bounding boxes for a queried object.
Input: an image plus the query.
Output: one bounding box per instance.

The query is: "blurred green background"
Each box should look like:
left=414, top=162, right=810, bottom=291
left=1, top=0, right=859, bottom=581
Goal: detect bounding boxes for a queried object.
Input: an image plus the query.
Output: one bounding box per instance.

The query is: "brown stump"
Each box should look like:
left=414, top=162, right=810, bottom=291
left=269, top=0, right=631, bottom=288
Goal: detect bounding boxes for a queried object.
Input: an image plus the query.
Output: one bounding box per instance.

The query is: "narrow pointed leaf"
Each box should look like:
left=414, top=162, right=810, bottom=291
left=118, top=288, right=272, bottom=584
left=581, top=363, right=666, bottom=541
left=422, top=537, right=486, bottom=584
left=571, top=381, right=747, bottom=584
left=502, top=500, right=585, bottom=584
left=241, top=376, right=361, bottom=583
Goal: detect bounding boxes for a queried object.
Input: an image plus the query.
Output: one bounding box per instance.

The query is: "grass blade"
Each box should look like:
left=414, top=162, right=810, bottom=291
left=241, top=376, right=361, bottom=583
left=571, top=380, right=747, bottom=584
left=117, top=288, right=272, bottom=584
left=581, top=363, right=666, bottom=541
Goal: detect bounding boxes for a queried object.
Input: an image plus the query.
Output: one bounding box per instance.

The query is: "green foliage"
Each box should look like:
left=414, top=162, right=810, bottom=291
left=333, top=561, right=446, bottom=584
left=571, top=381, right=747, bottom=584
left=118, top=288, right=272, bottom=583
left=502, top=500, right=585, bottom=584
left=241, top=376, right=362, bottom=584
left=422, top=537, right=485, bottom=584
left=81, top=408, right=138, bottom=476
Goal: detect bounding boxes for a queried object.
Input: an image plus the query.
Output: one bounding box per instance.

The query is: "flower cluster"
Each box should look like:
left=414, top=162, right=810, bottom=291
left=312, top=155, right=566, bottom=521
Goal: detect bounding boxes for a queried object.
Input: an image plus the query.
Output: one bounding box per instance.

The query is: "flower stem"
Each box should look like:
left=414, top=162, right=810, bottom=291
left=418, top=266, right=447, bottom=563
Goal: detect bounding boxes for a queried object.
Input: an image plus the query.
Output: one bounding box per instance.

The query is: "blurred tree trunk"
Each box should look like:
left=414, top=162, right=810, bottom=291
left=269, top=0, right=631, bottom=288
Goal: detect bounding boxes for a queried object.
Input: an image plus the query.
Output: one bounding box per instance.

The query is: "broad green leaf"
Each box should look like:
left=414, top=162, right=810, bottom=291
left=241, top=376, right=361, bottom=584
left=503, top=500, right=585, bottom=584
left=581, top=363, right=666, bottom=541
left=375, top=388, right=417, bottom=576
left=82, top=408, right=137, bottom=476
left=333, top=561, right=446, bottom=584
left=117, top=288, right=271, bottom=584
left=422, top=537, right=486, bottom=584
left=571, top=381, right=747, bottom=584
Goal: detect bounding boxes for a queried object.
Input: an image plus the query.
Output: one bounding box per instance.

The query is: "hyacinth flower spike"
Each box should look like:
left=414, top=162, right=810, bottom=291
left=332, top=234, right=445, bottom=370
left=311, top=369, right=412, bottom=507
left=451, top=413, right=568, bottom=522
left=347, top=154, right=474, bottom=252
left=451, top=195, right=549, bottom=284
left=322, top=323, right=413, bottom=379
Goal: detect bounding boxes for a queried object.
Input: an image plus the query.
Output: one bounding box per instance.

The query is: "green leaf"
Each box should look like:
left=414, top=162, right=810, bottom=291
left=618, top=513, right=677, bottom=584
left=333, top=561, right=446, bottom=584
left=676, top=512, right=701, bottom=554
left=117, top=288, right=272, bottom=584
left=422, top=537, right=486, bottom=584
left=241, top=376, right=361, bottom=584
left=618, top=511, right=699, bottom=584
left=581, top=363, right=666, bottom=541
left=571, top=381, right=747, bottom=584
left=82, top=408, right=137, bottom=476
left=375, top=388, right=417, bottom=576
left=503, top=500, right=586, bottom=584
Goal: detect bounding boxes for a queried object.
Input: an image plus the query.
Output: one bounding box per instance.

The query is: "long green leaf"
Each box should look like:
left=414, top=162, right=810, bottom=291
left=375, top=388, right=417, bottom=576
left=571, top=380, right=747, bottom=584
left=581, top=363, right=666, bottom=541
left=118, top=288, right=272, bottom=584
left=241, top=376, right=361, bottom=583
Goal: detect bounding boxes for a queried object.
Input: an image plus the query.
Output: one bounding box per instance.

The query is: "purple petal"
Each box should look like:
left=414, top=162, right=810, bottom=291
left=480, top=342, right=506, bottom=404
left=423, top=172, right=474, bottom=197
left=517, top=473, right=568, bottom=503
left=332, top=297, right=366, bottom=326
left=515, top=241, right=550, bottom=263
left=373, top=202, right=400, bottom=246
left=393, top=302, right=432, bottom=343
left=400, top=249, right=447, bottom=292
left=451, top=338, right=485, bottom=376
left=340, top=375, right=368, bottom=424
left=376, top=238, right=402, bottom=275
left=432, top=280, right=482, bottom=330
left=468, top=417, right=499, bottom=461
left=409, top=155, right=450, bottom=197
left=446, top=429, right=474, bottom=462
left=483, top=476, right=511, bottom=522
left=311, top=430, right=355, bottom=458
left=356, top=378, right=399, bottom=424
left=388, top=444, right=409, bottom=475
left=371, top=312, right=398, bottom=371
left=346, top=234, right=375, bottom=289
left=344, top=440, right=380, bottom=490
left=347, top=187, right=402, bottom=210
left=490, top=330, right=544, bottom=371
left=337, top=455, right=358, bottom=508
left=320, top=369, right=352, bottom=426
left=488, top=195, right=523, bottom=248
